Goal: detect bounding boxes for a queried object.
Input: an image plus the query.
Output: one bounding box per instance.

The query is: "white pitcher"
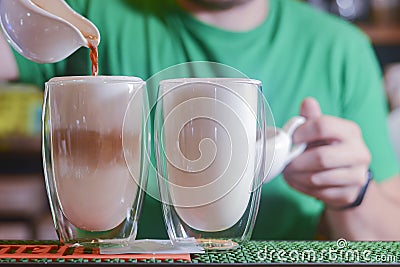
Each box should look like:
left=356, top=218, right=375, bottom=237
left=263, top=116, right=306, bottom=183
left=0, top=0, right=100, bottom=63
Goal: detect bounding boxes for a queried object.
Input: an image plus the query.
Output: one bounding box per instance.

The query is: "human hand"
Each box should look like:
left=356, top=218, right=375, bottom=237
left=283, top=97, right=371, bottom=209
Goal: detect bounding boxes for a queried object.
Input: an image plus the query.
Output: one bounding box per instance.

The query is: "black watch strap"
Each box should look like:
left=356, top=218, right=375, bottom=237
left=333, top=169, right=373, bottom=211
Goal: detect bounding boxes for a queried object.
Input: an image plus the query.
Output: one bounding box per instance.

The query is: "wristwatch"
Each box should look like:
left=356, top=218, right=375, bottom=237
left=333, top=169, right=373, bottom=211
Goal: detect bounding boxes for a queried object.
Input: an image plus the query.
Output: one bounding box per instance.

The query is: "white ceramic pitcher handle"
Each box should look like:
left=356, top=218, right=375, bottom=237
left=283, top=116, right=306, bottom=163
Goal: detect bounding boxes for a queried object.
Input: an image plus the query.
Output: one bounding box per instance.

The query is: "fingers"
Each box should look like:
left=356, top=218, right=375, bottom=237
left=296, top=98, right=362, bottom=145
left=284, top=166, right=368, bottom=189
left=293, top=116, right=363, bottom=144
left=285, top=177, right=363, bottom=208
left=282, top=97, right=372, bottom=208
left=300, top=97, right=322, bottom=119
left=288, top=142, right=371, bottom=172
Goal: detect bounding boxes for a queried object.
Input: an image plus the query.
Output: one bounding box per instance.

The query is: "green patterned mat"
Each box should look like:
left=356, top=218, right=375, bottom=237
left=0, top=240, right=399, bottom=264
left=193, top=240, right=400, bottom=264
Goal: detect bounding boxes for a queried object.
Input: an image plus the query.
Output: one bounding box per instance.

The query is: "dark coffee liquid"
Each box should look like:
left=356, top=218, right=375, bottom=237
left=52, top=129, right=137, bottom=232
left=88, top=42, right=99, bottom=76
left=53, top=129, right=124, bottom=168
left=31, top=0, right=100, bottom=75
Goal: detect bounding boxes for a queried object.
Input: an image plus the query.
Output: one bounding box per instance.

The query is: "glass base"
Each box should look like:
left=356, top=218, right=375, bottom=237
left=61, top=238, right=130, bottom=249
left=196, top=238, right=239, bottom=251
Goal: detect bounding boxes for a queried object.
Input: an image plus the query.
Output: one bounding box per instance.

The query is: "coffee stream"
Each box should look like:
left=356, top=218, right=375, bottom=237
left=87, top=36, right=99, bottom=76
left=29, top=0, right=100, bottom=75
left=89, top=43, right=98, bottom=76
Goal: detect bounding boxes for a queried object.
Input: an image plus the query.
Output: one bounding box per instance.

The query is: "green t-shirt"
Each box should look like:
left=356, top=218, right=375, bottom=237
left=14, top=0, right=399, bottom=240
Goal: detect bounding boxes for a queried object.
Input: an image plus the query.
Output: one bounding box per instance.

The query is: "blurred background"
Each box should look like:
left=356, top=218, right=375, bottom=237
left=0, top=0, right=400, bottom=240
left=0, top=84, right=56, bottom=240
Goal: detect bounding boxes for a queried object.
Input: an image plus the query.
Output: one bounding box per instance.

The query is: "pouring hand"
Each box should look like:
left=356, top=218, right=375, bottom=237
left=282, top=97, right=371, bottom=209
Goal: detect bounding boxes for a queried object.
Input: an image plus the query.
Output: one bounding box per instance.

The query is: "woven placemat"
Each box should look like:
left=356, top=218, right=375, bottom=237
left=0, top=240, right=190, bottom=264
left=0, top=240, right=399, bottom=264
left=192, top=240, right=400, bottom=264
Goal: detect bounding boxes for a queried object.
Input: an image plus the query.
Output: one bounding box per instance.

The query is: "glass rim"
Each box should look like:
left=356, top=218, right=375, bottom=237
left=46, top=75, right=144, bottom=85
left=159, top=77, right=262, bottom=86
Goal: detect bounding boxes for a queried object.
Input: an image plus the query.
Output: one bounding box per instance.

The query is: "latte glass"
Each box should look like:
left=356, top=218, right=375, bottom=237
left=154, top=78, right=267, bottom=250
left=42, top=76, right=149, bottom=247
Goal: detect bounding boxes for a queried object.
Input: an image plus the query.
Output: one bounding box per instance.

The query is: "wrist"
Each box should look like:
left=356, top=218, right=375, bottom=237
left=328, top=169, right=373, bottom=211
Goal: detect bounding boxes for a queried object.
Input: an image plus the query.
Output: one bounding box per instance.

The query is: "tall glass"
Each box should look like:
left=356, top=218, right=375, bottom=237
left=154, top=78, right=266, bottom=250
left=42, top=76, right=149, bottom=247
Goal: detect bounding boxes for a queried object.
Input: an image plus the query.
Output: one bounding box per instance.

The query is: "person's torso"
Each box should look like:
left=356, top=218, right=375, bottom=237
left=46, top=0, right=393, bottom=240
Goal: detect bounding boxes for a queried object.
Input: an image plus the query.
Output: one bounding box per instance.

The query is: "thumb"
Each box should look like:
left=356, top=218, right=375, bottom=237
left=300, top=97, right=322, bottom=119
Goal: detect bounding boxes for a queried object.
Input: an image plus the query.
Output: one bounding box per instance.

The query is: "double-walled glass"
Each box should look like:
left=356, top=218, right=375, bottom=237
left=42, top=76, right=149, bottom=247
left=154, top=78, right=266, bottom=250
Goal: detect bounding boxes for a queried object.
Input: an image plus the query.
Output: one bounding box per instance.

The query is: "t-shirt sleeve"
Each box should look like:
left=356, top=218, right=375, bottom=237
left=340, top=30, right=399, bottom=181
left=14, top=52, right=58, bottom=88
